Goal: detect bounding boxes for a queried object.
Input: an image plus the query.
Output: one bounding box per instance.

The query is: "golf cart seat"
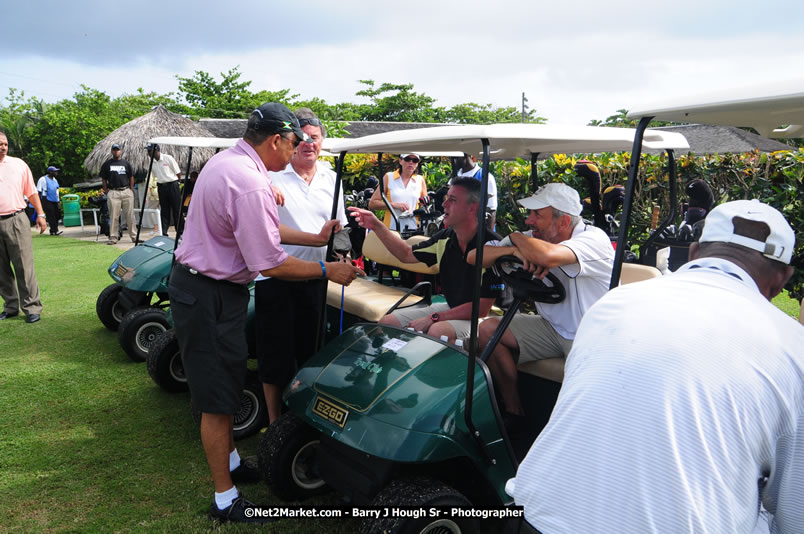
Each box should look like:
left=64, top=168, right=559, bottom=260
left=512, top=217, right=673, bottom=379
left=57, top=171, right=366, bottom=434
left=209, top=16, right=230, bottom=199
left=518, top=263, right=662, bottom=383
left=326, top=231, right=438, bottom=322
left=361, top=230, right=439, bottom=275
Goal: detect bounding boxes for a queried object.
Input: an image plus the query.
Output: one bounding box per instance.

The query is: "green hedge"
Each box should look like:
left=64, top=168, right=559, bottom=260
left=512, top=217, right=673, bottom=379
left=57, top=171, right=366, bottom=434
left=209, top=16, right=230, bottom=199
left=340, top=149, right=803, bottom=300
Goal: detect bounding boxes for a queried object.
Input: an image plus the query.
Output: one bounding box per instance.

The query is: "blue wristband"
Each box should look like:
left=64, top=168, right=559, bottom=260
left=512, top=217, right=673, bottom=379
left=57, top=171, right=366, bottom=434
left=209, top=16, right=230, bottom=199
left=319, top=260, right=326, bottom=279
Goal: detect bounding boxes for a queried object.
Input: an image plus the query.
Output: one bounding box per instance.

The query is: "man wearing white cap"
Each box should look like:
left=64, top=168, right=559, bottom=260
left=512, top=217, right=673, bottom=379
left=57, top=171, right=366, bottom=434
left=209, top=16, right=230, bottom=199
left=473, top=182, right=614, bottom=421
left=510, top=199, right=803, bottom=534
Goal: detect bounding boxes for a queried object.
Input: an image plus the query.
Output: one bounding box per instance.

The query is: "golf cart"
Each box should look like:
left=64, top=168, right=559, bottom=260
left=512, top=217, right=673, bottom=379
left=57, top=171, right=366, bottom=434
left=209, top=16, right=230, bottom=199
left=624, top=81, right=804, bottom=321
left=256, top=124, right=688, bottom=533
left=95, top=136, right=237, bottom=362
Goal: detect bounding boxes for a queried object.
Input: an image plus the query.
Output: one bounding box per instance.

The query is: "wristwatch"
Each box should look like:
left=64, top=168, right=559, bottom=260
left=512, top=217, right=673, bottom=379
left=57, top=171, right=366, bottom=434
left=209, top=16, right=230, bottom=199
left=37, top=213, right=46, bottom=218
left=430, top=312, right=440, bottom=322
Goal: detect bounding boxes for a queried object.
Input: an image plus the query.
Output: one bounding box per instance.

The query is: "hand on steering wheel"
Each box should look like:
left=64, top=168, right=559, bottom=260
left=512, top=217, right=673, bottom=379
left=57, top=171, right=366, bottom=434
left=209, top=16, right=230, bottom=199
left=493, top=255, right=565, bottom=304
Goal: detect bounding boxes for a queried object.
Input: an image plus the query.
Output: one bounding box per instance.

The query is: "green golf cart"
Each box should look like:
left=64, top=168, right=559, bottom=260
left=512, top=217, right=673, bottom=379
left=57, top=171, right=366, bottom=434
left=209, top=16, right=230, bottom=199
left=256, top=123, right=688, bottom=533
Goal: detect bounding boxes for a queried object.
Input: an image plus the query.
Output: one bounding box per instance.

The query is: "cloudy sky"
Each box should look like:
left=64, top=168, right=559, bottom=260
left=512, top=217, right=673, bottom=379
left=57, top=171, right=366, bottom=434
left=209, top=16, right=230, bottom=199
left=2, top=0, right=803, bottom=125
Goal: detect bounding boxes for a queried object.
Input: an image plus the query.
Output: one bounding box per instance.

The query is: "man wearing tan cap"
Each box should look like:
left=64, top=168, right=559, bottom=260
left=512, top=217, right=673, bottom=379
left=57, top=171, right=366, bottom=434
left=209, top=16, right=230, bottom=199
left=511, top=199, right=802, bottom=534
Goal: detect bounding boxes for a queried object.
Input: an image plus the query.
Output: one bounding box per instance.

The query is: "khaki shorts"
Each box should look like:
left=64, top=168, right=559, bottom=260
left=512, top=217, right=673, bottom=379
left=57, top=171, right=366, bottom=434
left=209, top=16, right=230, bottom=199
left=390, top=302, right=474, bottom=340
left=507, top=314, right=573, bottom=363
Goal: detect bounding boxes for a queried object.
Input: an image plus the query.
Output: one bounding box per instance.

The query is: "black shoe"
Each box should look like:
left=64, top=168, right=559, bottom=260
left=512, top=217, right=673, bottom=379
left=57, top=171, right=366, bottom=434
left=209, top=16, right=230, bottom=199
left=208, top=494, right=276, bottom=524
left=26, top=314, right=41, bottom=324
left=0, top=311, right=19, bottom=320
left=230, top=456, right=261, bottom=484
left=55, top=231, right=63, bottom=236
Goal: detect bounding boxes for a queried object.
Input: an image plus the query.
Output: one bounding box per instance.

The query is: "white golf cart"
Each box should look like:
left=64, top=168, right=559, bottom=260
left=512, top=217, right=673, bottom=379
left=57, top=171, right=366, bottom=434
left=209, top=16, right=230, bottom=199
left=624, top=81, right=804, bottom=324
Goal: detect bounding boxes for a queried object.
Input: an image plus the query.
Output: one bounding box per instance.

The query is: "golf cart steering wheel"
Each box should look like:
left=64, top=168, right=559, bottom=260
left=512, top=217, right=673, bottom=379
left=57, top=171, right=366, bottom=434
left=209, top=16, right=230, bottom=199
left=493, top=255, right=565, bottom=304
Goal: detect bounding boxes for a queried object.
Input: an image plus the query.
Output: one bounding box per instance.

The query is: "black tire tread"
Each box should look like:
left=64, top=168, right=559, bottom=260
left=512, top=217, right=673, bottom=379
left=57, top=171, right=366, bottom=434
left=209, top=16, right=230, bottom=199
left=146, top=329, right=188, bottom=393
left=117, top=306, right=169, bottom=363
left=360, top=477, right=477, bottom=534
left=257, top=412, right=327, bottom=501
left=96, top=283, right=123, bottom=331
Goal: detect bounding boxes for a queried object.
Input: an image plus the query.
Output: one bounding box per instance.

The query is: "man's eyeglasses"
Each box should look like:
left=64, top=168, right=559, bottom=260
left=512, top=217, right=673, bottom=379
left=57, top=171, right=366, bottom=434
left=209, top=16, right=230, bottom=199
left=298, top=118, right=322, bottom=127
left=403, top=156, right=420, bottom=163
left=281, top=134, right=302, bottom=148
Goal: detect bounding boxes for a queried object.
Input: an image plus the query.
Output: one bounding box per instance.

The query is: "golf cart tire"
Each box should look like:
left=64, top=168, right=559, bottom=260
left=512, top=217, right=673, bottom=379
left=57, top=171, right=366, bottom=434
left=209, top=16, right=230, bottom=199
left=360, top=477, right=478, bottom=534
left=257, top=412, right=328, bottom=501
left=117, top=307, right=170, bottom=363
left=190, top=371, right=267, bottom=440
left=96, top=283, right=125, bottom=331
left=146, top=329, right=188, bottom=393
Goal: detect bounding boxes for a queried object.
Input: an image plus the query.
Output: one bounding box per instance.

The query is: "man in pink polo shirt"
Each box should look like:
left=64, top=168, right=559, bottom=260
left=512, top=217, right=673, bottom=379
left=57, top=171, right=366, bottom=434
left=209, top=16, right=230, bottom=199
left=0, top=131, right=47, bottom=324
left=169, top=103, right=362, bottom=524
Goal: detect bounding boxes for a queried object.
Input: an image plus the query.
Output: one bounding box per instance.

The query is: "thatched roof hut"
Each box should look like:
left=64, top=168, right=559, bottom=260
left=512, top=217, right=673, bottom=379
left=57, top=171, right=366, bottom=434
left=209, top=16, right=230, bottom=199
left=84, top=105, right=218, bottom=178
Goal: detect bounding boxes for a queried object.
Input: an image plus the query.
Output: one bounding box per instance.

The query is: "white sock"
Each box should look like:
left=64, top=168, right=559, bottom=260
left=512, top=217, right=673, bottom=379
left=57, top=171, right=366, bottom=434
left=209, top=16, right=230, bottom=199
left=229, top=449, right=241, bottom=471
left=214, top=485, right=239, bottom=510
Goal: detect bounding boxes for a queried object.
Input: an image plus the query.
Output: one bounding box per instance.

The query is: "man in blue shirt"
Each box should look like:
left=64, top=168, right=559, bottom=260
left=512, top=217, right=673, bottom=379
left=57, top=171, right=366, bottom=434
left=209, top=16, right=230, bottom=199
left=37, top=166, right=62, bottom=235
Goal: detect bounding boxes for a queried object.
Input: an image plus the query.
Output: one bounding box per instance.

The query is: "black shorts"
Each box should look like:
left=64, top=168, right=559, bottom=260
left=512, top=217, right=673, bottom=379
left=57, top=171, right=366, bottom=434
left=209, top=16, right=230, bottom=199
left=255, top=277, right=325, bottom=386
left=169, top=264, right=250, bottom=414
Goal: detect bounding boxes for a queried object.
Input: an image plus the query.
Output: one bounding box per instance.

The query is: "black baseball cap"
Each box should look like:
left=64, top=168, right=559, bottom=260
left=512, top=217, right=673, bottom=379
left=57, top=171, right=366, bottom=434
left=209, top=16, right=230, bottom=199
left=111, top=144, right=122, bottom=150
left=250, top=103, right=308, bottom=142
left=144, top=143, right=160, bottom=151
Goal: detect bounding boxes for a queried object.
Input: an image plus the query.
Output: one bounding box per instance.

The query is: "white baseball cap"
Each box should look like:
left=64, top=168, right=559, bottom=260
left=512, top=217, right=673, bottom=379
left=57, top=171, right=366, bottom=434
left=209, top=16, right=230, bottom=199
left=518, top=183, right=582, bottom=216
left=700, top=199, right=795, bottom=264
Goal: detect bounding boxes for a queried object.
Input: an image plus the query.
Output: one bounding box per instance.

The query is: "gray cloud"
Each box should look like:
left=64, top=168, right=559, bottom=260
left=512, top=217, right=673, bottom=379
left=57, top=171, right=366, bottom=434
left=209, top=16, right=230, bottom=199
left=3, top=0, right=359, bottom=67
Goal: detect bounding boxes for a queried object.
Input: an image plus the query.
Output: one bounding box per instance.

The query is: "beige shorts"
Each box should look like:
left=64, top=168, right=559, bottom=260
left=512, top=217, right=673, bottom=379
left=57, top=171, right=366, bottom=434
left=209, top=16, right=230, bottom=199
left=390, top=302, right=474, bottom=340
left=507, top=314, right=573, bottom=363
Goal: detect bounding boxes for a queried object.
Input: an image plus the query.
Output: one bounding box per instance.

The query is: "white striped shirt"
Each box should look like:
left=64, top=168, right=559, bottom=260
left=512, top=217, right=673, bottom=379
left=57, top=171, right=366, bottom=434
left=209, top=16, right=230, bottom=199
left=513, top=257, right=804, bottom=533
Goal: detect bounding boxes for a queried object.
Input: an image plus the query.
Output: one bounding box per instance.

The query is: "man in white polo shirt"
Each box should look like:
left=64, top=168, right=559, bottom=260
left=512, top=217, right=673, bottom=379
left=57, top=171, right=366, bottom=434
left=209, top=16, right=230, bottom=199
left=256, top=108, right=348, bottom=424
left=511, top=200, right=803, bottom=533
left=145, top=143, right=182, bottom=236
left=473, top=183, right=614, bottom=424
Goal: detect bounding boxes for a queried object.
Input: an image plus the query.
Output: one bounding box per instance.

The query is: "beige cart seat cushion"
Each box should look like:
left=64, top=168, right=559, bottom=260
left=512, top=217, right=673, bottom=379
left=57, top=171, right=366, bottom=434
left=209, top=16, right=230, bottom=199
left=326, top=231, right=440, bottom=322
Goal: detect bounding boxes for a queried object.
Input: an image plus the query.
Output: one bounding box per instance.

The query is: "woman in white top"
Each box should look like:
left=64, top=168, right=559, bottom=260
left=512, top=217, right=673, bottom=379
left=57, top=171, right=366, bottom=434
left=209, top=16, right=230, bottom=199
left=369, top=153, right=428, bottom=232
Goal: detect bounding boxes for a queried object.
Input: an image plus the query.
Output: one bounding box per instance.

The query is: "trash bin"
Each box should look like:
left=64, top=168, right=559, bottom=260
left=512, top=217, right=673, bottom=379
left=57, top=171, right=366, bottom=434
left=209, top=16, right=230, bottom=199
left=62, top=194, right=81, bottom=227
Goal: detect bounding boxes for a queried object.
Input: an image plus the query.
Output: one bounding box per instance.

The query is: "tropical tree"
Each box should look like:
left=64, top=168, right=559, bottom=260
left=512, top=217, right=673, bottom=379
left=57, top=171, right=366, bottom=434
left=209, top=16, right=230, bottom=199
left=176, top=67, right=294, bottom=118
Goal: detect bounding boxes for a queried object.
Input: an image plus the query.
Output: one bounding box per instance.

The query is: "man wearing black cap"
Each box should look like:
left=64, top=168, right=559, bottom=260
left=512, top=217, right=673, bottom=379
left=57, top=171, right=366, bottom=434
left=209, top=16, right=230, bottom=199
left=169, top=102, right=363, bottom=524
left=145, top=143, right=182, bottom=236
left=100, top=144, right=136, bottom=244
left=37, top=166, right=62, bottom=235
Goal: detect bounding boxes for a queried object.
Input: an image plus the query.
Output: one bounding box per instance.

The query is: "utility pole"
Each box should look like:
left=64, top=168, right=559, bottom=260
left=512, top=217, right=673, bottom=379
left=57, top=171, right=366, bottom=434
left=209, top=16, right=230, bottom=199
left=521, top=92, right=529, bottom=123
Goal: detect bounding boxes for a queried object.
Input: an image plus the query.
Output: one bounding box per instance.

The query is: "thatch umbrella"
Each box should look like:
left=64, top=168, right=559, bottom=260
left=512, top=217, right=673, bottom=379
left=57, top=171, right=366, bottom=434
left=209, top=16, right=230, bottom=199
left=83, top=105, right=219, bottom=178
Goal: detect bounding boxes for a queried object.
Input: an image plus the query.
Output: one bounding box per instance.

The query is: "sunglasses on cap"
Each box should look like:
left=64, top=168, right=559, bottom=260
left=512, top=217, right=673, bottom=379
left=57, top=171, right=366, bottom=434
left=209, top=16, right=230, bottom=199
left=403, top=156, right=420, bottom=163
left=298, top=117, right=322, bottom=127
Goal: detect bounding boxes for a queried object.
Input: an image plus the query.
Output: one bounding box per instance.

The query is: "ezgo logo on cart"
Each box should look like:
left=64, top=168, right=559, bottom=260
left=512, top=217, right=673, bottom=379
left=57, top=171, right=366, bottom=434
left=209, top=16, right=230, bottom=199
left=312, top=397, right=348, bottom=428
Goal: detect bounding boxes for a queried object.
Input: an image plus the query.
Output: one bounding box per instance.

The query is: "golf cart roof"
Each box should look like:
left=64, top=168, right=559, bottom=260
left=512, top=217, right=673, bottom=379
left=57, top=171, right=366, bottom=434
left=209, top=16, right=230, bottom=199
left=328, top=124, right=689, bottom=159
left=627, top=80, right=804, bottom=138
left=147, top=136, right=337, bottom=157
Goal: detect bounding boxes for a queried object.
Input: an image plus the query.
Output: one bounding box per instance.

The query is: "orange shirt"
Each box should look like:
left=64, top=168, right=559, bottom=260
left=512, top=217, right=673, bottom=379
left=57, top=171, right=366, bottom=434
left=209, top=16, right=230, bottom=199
left=0, top=155, right=36, bottom=215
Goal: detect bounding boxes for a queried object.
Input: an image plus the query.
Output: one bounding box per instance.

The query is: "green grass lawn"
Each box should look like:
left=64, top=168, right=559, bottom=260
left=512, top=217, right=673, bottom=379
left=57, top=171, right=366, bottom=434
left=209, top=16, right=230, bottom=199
left=0, top=235, right=359, bottom=533
left=1, top=235, right=800, bottom=533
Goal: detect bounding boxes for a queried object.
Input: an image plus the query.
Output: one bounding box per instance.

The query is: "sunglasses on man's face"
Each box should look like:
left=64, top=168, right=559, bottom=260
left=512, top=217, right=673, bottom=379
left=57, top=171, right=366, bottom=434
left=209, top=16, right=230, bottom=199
left=298, top=118, right=322, bottom=127
left=403, top=156, right=420, bottom=163
left=281, top=134, right=302, bottom=148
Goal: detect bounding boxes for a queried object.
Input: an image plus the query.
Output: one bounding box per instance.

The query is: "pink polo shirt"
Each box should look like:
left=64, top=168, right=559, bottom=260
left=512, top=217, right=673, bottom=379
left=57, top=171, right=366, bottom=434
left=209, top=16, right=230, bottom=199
left=174, top=139, right=288, bottom=284
left=0, top=155, right=36, bottom=215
